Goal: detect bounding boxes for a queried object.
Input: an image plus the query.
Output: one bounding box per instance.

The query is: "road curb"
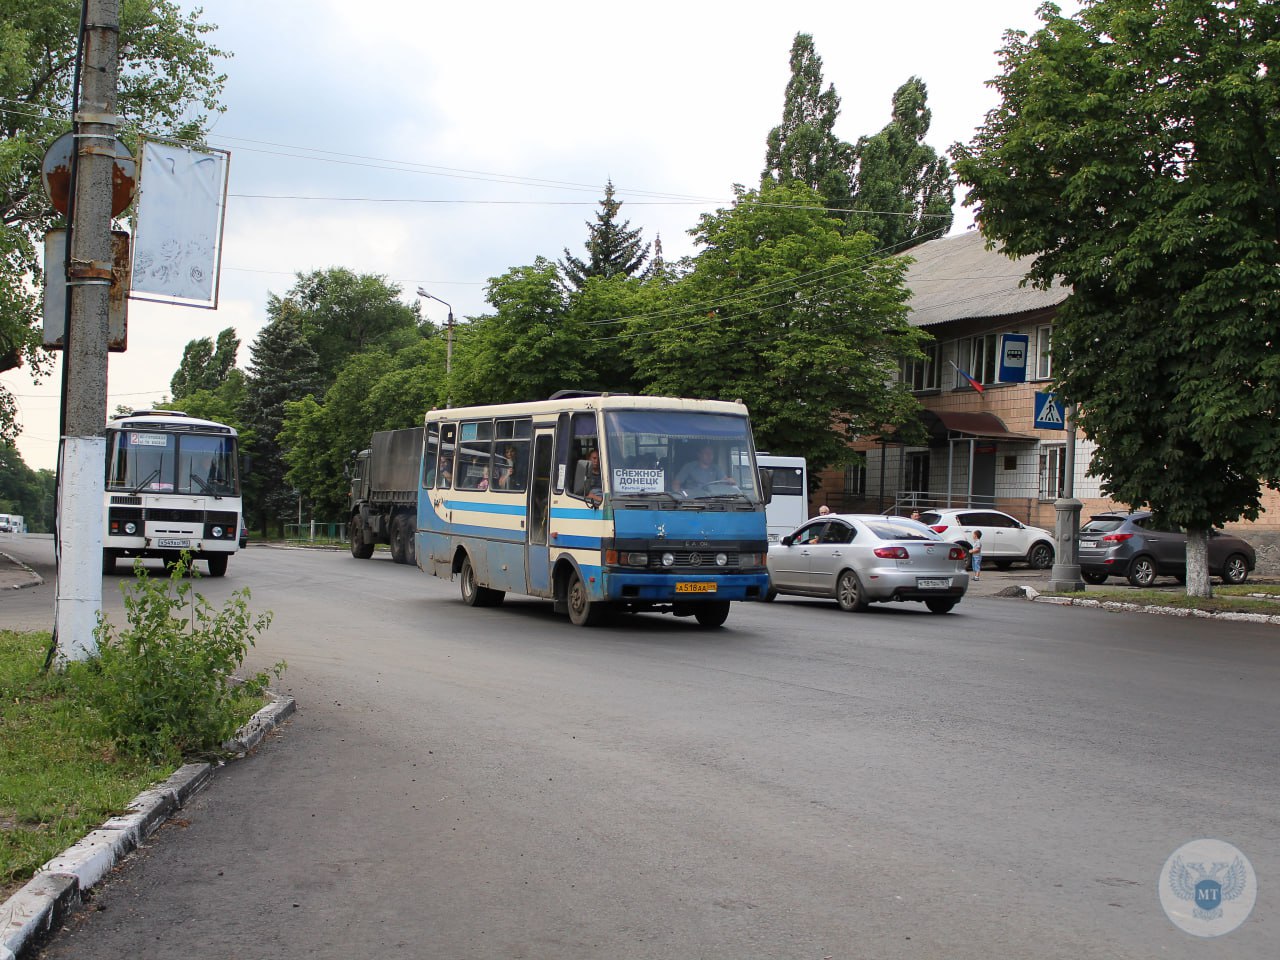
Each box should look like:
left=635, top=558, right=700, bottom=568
left=0, top=552, right=42, bottom=591
left=0, top=692, right=294, bottom=960
left=1021, top=586, right=1280, bottom=625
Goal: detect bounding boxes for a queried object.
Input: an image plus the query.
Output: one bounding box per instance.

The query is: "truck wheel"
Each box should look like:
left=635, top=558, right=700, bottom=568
left=206, top=553, right=228, bottom=578
left=390, top=519, right=407, bottom=564
left=399, top=515, right=417, bottom=566
left=349, top=517, right=374, bottom=559
left=460, top=555, right=504, bottom=607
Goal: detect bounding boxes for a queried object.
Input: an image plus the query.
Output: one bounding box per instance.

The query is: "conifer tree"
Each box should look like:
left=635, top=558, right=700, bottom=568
left=240, top=307, right=320, bottom=531
left=559, top=181, right=652, bottom=292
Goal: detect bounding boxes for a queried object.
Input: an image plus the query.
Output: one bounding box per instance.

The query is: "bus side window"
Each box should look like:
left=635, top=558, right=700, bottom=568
left=438, top=423, right=456, bottom=489
left=422, top=424, right=439, bottom=488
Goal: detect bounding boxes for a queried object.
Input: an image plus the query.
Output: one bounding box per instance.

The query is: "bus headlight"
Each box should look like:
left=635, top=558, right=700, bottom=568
left=716, top=553, right=728, bottom=566
left=124, top=521, right=137, bottom=535
left=212, top=525, right=224, bottom=538
left=661, top=552, right=675, bottom=567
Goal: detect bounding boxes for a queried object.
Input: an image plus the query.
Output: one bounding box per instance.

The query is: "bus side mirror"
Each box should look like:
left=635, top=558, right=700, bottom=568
left=240, top=455, right=253, bottom=476
left=759, top=468, right=773, bottom=505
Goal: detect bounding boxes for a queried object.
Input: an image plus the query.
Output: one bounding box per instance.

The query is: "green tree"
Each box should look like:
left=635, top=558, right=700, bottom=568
left=0, top=1, right=228, bottom=442
left=848, top=77, right=955, bottom=251
left=450, top=258, right=591, bottom=405
left=952, top=0, right=1280, bottom=597
left=170, top=327, right=239, bottom=400
left=280, top=339, right=446, bottom=517
left=0, top=443, right=55, bottom=532
left=240, top=308, right=320, bottom=534
left=627, top=182, right=926, bottom=469
left=271, top=268, right=423, bottom=383
left=761, top=33, right=855, bottom=216
left=559, top=181, right=652, bottom=292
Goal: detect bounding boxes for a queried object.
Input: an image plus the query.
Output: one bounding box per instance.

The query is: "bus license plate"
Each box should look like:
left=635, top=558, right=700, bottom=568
left=676, top=582, right=717, bottom=594
left=917, top=578, right=951, bottom=590
left=157, top=538, right=191, bottom=548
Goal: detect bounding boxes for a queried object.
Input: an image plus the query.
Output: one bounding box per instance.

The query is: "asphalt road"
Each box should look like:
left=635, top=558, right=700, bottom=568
left=2, top=540, right=1276, bottom=959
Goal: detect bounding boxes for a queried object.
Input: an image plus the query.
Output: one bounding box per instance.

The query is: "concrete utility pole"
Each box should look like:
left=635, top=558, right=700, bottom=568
left=55, top=0, right=120, bottom=664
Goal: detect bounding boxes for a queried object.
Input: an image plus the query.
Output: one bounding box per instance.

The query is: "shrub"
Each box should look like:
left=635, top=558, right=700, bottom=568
left=74, top=555, right=280, bottom=762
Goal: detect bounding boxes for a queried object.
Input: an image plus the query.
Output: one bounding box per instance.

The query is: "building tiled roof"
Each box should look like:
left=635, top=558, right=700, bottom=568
left=902, top=229, right=1070, bottom=328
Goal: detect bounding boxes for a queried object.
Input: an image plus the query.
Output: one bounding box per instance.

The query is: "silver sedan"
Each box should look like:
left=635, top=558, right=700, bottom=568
left=766, top=514, right=970, bottom=614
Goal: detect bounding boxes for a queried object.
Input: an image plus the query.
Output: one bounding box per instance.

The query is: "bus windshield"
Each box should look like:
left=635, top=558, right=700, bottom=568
left=107, top=429, right=239, bottom=496
left=603, top=410, right=761, bottom=501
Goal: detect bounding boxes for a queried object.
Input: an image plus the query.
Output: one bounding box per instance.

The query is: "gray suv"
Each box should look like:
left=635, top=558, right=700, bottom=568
left=1077, top=511, right=1255, bottom=587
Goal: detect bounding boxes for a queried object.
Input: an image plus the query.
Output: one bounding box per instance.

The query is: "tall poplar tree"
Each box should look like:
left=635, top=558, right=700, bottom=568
left=848, top=77, right=955, bottom=251
left=170, top=327, right=240, bottom=399
left=761, top=33, right=855, bottom=216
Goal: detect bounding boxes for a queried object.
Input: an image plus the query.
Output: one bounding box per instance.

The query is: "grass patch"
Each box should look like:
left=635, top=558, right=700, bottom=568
left=0, top=560, right=280, bottom=901
left=1045, top=583, right=1280, bottom=615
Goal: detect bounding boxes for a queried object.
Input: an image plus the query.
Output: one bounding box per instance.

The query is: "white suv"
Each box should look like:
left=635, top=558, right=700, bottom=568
left=918, top=509, right=1056, bottom=570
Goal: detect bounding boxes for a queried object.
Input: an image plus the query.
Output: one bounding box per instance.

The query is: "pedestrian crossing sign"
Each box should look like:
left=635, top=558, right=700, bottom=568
left=1034, top=392, right=1065, bottom=430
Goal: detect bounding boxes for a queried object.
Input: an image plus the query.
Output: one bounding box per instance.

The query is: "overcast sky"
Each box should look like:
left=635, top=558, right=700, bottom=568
left=4, top=0, right=1068, bottom=472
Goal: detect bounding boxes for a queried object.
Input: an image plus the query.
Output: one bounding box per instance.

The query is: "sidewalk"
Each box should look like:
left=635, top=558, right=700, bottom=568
left=0, top=553, right=42, bottom=592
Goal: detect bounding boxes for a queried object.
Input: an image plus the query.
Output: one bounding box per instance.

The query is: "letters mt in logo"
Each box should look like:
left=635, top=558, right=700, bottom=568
left=1158, top=839, right=1256, bottom=937
left=1169, top=857, right=1247, bottom=920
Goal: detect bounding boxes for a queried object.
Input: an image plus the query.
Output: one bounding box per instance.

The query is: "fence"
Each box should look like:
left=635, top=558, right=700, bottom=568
left=283, top=521, right=347, bottom=547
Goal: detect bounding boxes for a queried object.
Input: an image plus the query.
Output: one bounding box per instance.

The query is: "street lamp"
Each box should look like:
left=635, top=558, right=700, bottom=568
left=416, top=287, right=453, bottom=406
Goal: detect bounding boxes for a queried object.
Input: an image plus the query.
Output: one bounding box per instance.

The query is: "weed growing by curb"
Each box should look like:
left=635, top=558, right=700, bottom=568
left=68, top=555, right=282, bottom=764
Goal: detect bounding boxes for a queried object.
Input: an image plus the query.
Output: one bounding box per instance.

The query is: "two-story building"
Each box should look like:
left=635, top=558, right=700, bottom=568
left=811, top=229, right=1279, bottom=573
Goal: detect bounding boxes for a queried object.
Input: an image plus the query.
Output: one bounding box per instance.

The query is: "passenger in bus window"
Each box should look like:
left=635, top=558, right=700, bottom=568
left=495, top=445, right=518, bottom=489
left=438, top=456, right=453, bottom=489
left=577, top=448, right=603, bottom=507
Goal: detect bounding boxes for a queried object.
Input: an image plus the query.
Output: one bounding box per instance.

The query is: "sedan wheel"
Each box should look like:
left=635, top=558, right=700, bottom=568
left=1220, top=553, right=1250, bottom=585
left=925, top=599, right=957, bottom=614
left=1127, top=555, right=1157, bottom=588
left=1081, top=569, right=1108, bottom=585
left=836, top=570, right=868, bottom=612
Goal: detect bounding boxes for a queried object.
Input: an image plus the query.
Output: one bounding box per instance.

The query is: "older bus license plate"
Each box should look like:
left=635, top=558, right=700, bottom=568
left=157, top=538, right=191, bottom=549
left=676, top=582, right=717, bottom=593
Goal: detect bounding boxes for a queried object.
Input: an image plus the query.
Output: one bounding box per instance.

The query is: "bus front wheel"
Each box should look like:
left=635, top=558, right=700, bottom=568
left=206, top=553, right=228, bottom=578
left=567, top=570, right=607, bottom=627
left=694, top=601, right=730, bottom=628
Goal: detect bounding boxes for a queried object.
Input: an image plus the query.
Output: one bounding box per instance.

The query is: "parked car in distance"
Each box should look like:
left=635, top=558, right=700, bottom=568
left=239, top=524, right=249, bottom=550
left=918, top=508, right=1056, bottom=570
left=1077, top=511, right=1255, bottom=587
left=766, top=514, right=969, bottom=614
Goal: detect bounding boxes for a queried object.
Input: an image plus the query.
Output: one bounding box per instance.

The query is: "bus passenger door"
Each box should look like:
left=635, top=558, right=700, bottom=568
left=526, top=431, right=553, bottom=595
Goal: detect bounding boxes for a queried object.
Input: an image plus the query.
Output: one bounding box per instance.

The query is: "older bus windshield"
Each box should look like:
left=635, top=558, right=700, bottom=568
left=602, top=410, right=761, bottom=501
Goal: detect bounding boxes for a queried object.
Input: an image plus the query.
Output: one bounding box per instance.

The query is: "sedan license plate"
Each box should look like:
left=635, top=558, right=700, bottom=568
left=1080, top=540, right=1097, bottom=548
left=156, top=538, right=191, bottom=549
left=676, top=582, right=717, bottom=594
left=917, top=577, right=951, bottom=590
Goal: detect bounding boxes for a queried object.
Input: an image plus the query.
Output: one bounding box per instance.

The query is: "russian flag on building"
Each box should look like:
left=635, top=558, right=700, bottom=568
left=948, top=360, right=985, bottom=394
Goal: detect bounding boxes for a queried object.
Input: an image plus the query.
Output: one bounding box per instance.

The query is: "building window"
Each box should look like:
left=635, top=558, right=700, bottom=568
left=1039, top=445, right=1066, bottom=499
left=844, top=463, right=866, bottom=497
left=960, top=334, right=999, bottom=387
left=901, top=340, right=940, bottom=391
left=1035, top=324, right=1053, bottom=380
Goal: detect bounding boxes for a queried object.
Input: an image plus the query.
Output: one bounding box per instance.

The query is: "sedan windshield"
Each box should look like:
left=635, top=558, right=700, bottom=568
left=603, top=410, right=761, bottom=502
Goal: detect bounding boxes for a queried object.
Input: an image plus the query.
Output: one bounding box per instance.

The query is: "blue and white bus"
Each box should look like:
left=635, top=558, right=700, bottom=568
left=417, top=393, right=772, bottom=627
